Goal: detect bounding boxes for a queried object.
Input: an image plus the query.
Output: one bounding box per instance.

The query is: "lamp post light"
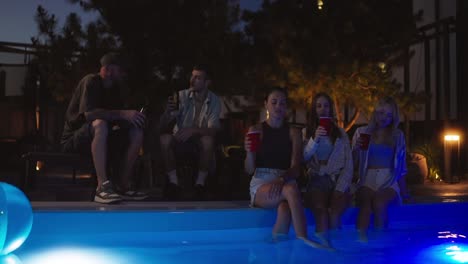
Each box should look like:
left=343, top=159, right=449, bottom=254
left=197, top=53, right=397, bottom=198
left=443, top=134, right=460, bottom=183
left=317, top=0, right=324, bottom=10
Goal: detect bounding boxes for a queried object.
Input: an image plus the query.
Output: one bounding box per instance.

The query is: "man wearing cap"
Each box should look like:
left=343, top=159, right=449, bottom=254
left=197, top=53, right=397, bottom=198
left=61, top=53, right=147, bottom=203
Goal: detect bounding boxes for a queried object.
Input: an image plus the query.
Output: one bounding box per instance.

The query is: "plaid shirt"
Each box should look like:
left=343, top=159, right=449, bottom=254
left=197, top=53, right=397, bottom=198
left=303, top=128, right=353, bottom=192
left=173, top=88, right=221, bottom=133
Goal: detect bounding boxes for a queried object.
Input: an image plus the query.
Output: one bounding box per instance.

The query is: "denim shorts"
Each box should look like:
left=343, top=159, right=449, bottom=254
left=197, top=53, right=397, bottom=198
left=307, top=173, right=336, bottom=193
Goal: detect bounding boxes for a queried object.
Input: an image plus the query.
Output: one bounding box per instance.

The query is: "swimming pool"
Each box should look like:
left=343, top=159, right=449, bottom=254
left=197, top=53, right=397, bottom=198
left=9, top=201, right=468, bottom=264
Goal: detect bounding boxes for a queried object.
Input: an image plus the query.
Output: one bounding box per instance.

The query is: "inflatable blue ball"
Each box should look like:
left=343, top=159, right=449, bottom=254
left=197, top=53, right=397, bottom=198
left=0, top=253, right=22, bottom=264
left=0, top=182, right=33, bottom=255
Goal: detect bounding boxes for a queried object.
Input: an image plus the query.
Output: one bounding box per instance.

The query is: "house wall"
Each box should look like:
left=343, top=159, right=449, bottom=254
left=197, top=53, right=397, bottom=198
left=402, top=0, right=458, bottom=121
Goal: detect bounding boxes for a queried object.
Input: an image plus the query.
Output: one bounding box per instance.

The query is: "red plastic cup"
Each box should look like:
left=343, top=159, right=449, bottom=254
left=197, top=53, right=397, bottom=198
left=247, top=131, right=261, bottom=152
left=359, top=133, right=371, bottom=150
left=319, top=117, right=332, bottom=135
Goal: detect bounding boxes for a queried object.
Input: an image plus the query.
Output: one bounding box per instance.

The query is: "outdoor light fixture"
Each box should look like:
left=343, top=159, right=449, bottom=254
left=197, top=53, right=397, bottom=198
left=317, top=0, right=324, bottom=10
left=35, top=161, right=43, bottom=171
left=378, top=62, right=387, bottom=73
left=443, top=133, right=461, bottom=183
left=444, top=135, right=460, bottom=141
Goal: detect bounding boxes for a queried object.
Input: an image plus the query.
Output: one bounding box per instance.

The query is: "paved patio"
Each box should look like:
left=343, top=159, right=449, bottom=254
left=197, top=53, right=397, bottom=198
left=408, top=179, right=468, bottom=202
left=2, top=165, right=468, bottom=204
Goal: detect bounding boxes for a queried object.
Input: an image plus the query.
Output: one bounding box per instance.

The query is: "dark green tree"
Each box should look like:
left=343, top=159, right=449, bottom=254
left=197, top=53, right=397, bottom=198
left=68, top=0, right=250, bottom=108
left=31, top=5, right=118, bottom=102
left=243, top=0, right=424, bottom=130
left=32, top=0, right=427, bottom=131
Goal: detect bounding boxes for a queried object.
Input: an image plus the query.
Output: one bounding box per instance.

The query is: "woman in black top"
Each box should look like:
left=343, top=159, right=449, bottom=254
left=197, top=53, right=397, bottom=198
left=245, top=87, right=326, bottom=248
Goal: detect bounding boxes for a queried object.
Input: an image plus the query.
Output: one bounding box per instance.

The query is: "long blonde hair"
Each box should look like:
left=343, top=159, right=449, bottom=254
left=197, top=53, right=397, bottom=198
left=368, top=97, right=400, bottom=145
left=369, top=97, right=400, bottom=129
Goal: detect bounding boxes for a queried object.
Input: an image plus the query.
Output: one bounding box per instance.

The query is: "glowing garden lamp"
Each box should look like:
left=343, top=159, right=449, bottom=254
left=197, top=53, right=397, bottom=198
left=0, top=182, right=33, bottom=255
left=317, top=0, right=324, bottom=10
left=443, top=133, right=461, bottom=184
left=378, top=62, right=387, bottom=73
left=445, top=135, right=460, bottom=141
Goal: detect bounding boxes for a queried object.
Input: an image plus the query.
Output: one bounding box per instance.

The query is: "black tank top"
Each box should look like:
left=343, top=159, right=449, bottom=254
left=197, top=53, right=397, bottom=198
left=255, top=122, right=292, bottom=170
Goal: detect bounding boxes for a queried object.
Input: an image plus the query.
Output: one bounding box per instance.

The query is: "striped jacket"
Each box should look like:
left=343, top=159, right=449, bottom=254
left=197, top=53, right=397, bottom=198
left=351, top=126, right=408, bottom=189
left=303, top=127, right=353, bottom=192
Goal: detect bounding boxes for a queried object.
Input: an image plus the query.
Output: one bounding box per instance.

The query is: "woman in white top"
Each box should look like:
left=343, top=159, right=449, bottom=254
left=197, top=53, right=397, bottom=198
left=303, top=93, right=353, bottom=246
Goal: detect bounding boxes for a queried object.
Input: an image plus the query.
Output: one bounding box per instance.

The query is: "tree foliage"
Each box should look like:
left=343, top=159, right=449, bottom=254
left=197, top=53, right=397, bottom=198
left=243, top=0, right=423, bottom=130
left=31, top=5, right=117, bottom=102
left=67, top=0, right=249, bottom=107
left=32, top=0, right=426, bottom=128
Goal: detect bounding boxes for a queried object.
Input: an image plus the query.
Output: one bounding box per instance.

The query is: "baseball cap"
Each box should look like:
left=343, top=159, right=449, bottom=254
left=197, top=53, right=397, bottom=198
left=100, top=52, right=123, bottom=68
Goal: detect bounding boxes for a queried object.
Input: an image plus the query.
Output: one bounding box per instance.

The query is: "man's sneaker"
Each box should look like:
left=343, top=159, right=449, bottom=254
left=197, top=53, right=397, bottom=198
left=120, top=190, right=149, bottom=201
left=94, top=181, right=122, bottom=204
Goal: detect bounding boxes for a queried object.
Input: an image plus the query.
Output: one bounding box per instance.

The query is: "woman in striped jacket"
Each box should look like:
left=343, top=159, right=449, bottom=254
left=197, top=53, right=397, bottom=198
left=351, top=97, right=408, bottom=242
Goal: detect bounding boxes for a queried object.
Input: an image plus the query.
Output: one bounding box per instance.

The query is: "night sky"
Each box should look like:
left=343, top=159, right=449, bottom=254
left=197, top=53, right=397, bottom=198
left=0, top=0, right=261, bottom=44
left=0, top=0, right=98, bottom=43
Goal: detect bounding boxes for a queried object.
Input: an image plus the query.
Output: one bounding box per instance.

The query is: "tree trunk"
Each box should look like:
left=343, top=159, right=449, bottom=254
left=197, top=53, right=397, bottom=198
left=404, top=114, right=410, bottom=148
left=334, top=96, right=343, bottom=128
left=344, top=108, right=361, bottom=132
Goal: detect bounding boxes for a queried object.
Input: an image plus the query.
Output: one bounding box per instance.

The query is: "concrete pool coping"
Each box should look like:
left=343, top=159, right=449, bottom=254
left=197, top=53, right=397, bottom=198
left=31, top=194, right=468, bottom=212
left=31, top=200, right=253, bottom=211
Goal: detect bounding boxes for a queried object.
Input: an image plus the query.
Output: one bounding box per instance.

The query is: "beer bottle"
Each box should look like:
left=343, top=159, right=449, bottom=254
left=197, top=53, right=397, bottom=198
left=173, top=90, right=179, bottom=110
left=140, top=100, right=149, bottom=114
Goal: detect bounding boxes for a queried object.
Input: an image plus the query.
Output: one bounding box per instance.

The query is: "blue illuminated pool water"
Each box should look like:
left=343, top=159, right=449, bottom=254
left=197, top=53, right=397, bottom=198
left=11, top=202, right=468, bottom=264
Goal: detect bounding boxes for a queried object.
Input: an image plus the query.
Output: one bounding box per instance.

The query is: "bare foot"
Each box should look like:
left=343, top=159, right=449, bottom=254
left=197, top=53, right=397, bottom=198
left=315, top=232, right=331, bottom=248
left=298, top=237, right=336, bottom=251
left=358, top=230, right=368, bottom=243
left=272, top=233, right=289, bottom=242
